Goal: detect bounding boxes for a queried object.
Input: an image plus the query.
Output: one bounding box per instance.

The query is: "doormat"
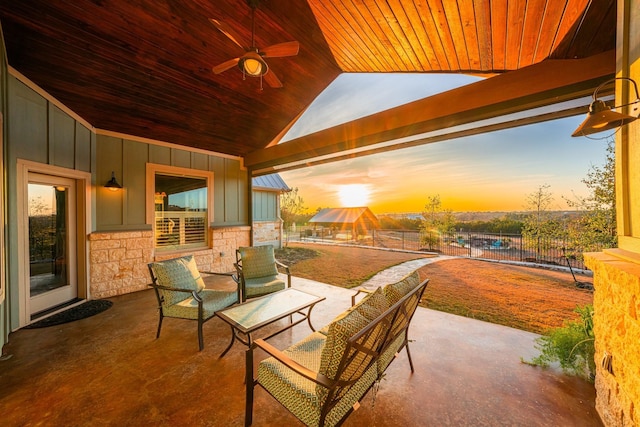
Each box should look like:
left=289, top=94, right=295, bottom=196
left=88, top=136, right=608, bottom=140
left=25, top=300, right=113, bottom=329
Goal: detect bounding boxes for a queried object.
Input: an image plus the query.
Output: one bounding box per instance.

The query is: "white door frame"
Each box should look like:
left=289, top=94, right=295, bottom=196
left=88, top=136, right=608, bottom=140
left=17, top=159, right=92, bottom=327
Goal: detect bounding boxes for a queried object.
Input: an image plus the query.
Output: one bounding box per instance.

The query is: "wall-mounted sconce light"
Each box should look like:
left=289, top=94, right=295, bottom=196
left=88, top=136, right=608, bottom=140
left=572, top=77, right=640, bottom=137
left=104, top=171, right=122, bottom=191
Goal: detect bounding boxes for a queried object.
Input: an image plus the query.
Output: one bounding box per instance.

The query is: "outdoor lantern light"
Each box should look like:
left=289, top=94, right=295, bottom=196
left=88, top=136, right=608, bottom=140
left=572, top=77, right=640, bottom=137
left=239, top=51, right=268, bottom=77
left=104, top=171, right=122, bottom=191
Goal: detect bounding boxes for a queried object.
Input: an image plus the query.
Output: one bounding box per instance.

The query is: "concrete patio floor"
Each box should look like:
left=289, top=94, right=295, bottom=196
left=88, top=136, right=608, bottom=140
left=0, top=276, right=602, bottom=426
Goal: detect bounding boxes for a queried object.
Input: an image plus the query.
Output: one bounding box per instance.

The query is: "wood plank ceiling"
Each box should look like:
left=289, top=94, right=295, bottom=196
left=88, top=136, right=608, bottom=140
left=0, top=0, right=616, bottom=162
left=308, top=0, right=615, bottom=73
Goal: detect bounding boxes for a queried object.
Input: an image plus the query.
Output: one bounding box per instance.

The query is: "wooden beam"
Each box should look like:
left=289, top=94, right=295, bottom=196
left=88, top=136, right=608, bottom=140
left=253, top=105, right=586, bottom=175
left=245, top=50, right=615, bottom=171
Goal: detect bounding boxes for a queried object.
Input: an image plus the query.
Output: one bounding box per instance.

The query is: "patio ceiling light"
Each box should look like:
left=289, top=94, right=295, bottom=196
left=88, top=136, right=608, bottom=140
left=239, top=51, right=268, bottom=77
left=572, top=77, right=640, bottom=137
left=104, top=171, right=122, bottom=191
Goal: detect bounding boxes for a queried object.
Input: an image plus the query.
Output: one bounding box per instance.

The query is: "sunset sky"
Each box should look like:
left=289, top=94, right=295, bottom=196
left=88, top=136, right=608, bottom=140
left=278, top=73, right=609, bottom=214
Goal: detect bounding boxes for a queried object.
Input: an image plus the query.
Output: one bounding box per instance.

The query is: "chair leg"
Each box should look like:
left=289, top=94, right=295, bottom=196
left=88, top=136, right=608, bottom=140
left=156, top=313, right=164, bottom=339
left=405, top=340, right=415, bottom=373
left=198, top=319, right=204, bottom=351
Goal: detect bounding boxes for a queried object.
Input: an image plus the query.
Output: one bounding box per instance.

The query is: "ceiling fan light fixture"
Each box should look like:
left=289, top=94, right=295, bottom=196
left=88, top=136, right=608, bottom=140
left=239, top=51, right=268, bottom=77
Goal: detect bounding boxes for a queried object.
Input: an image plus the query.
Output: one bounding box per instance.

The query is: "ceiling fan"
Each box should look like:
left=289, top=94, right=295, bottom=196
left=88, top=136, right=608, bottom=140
left=210, top=0, right=299, bottom=89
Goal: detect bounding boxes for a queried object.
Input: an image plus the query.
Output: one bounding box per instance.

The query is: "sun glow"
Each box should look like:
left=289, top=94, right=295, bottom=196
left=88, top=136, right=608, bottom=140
left=338, top=184, right=371, bottom=207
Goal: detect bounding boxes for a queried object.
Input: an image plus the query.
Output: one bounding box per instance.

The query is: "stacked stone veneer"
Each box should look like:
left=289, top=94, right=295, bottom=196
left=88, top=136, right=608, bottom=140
left=584, top=250, right=640, bottom=427
left=253, top=220, right=282, bottom=249
left=89, top=226, right=250, bottom=299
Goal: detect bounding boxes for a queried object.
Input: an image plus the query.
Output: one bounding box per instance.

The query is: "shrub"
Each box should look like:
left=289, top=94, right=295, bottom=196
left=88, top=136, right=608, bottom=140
left=526, top=304, right=595, bottom=382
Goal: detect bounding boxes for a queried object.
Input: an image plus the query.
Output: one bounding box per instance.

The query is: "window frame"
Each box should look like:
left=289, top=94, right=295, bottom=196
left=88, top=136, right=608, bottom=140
left=146, top=163, right=214, bottom=252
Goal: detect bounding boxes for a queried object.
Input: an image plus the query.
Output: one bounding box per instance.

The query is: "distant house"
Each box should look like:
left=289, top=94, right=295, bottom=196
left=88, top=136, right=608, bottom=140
left=308, top=207, right=379, bottom=238
left=252, top=174, right=290, bottom=249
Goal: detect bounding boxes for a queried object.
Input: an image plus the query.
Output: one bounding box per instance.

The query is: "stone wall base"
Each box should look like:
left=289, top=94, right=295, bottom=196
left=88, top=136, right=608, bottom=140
left=253, top=220, right=282, bottom=249
left=89, top=226, right=250, bottom=299
left=584, top=249, right=640, bottom=427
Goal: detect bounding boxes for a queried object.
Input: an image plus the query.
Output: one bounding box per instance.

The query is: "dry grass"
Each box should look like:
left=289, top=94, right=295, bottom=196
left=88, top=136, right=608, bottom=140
left=277, top=242, right=593, bottom=333
left=416, top=258, right=593, bottom=334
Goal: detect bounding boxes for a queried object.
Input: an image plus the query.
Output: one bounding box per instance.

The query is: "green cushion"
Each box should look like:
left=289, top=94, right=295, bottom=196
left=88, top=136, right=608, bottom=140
left=317, top=287, right=388, bottom=336
left=244, top=275, right=286, bottom=298
left=258, top=331, right=377, bottom=427
left=378, top=332, right=406, bottom=375
left=162, top=288, right=238, bottom=320
left=238, top=245, right=278, bottom=279
left=150, top=256, right=206, bottom=305
left=383, top=271, right=420, bottom=305
left=318, top=289, right=387, bottom=402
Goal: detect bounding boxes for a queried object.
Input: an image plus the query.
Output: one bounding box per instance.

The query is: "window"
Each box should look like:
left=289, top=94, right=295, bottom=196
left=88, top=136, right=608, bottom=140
left=148, top=165, right=213, bottom=251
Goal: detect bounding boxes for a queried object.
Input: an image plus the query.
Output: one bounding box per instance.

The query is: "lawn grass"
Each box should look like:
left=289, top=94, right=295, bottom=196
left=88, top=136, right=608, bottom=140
left=277, top=243, right=593, bottom=333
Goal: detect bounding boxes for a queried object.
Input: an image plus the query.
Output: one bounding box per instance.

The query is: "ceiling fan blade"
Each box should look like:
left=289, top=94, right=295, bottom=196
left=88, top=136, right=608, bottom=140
left=209, top=18, right=247, bottom=50
left=264, top=70, right=283, bottom=88
left=212, top=57, right=240, bottom=74
left=261, top=41, right=300, bottom=58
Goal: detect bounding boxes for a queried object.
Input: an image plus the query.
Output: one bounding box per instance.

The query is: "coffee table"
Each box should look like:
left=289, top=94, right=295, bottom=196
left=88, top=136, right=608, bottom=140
left=215, top=288, right=325, bottom=358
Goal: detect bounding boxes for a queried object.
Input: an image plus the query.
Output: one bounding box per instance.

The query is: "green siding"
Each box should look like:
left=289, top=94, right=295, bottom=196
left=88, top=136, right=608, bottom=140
left=223, top=157, right=248, bottom=225
left=253, top=191, right=277, bottom=221
left=95, top=135, right=248, bottom=230
left=96, top=136, right=123, bottom=227
left=5, top=74, right=96, bottom=333
left=171, top=148, right=190, bottom=168
left=192, top=152, right=208, bottom=170
left=75, top=123, right=93, bottom=173
left=149, top=144, right=171, bottom=165
left=9, top=78, right=47, bottom=164
left=123, top=139, right=148, bottom=225
left=210, top=156, right=226, bottom=224
left=50, top=105, right=75, bottom=169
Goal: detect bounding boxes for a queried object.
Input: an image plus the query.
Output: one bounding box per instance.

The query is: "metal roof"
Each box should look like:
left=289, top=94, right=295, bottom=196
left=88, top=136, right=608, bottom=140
left=252, top=173, right=290, bottom=192
left=309, top=207, right=376, bottom=224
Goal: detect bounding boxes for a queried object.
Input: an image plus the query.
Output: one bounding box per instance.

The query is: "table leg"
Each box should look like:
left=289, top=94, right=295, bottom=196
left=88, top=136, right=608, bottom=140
left=219, top=325, right=236, bottom=358
left=245, top=347, right=254, bottom=426
left=307, top=302, right=319, bottom=332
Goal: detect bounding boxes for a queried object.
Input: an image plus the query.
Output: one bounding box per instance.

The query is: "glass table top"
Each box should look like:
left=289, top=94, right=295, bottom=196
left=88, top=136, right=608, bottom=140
left=216, top=288, right=325, bottom=333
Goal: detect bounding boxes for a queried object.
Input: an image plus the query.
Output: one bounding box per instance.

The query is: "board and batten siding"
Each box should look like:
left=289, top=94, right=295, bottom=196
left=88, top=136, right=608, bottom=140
left=95, top=134, right=248, bottom=231
left=6, top=74, right=95, bottom=331
left=252, top=190, right=278, bottom=221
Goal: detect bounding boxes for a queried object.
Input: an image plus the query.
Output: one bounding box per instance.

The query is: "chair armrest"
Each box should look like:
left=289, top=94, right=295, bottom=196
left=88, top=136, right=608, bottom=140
left=148, top=283, right=202, bottom=302
left=200, top=270, right=234, bottom=277
left=149, top=283, right=198, bottom=294
left=351, top=288, right=374, bottom=306
left=252, top=339, right=332, bottom=388
left=275, top=260, right=292, bottom=287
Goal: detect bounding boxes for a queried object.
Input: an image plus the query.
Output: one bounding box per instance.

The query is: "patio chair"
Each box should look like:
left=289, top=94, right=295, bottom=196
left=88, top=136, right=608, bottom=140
left=349, top=271, right=428, bottom=374
left=246, top=287, right=394, bottom=427
left=148, top=255, right=239, bottom=351
left=234, top=245, right=291, bottom=302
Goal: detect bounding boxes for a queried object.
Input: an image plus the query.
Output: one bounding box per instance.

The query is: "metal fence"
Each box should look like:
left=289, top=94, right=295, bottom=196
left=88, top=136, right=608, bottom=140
left=289, top=227, right=599, bottom=270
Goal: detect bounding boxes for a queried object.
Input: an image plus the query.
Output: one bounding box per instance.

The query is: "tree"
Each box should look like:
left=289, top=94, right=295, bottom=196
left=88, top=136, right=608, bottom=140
left=280, top=187, right=307, bottom=246
left=419, top=195, right=456, bottom=250
left=565, top=139, right=617, bottom=255
left=522, top=184, right=565, bottom=260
